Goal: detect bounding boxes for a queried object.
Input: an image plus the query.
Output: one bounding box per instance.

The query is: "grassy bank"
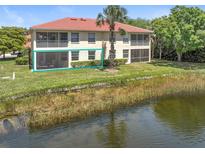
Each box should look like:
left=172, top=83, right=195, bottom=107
left=0, top=73, right=205, bottom=129
left=1, top=59, right=205, bottom=101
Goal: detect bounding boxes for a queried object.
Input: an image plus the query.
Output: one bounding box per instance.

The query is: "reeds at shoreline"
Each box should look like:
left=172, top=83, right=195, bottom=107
left=0, top=73, right=205, bottom=129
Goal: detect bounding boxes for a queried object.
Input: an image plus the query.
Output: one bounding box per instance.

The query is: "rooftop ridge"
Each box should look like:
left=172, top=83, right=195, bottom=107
left=31, top=17, right=153, bottom=33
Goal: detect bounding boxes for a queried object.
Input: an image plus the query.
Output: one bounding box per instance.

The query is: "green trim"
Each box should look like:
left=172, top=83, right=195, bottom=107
left=101, top=48, right=104, bottom=66
left=32, top=51, right=34, bottom=70
left=32, top=65, right=103, bottom=72
left=33, top=48, right=103, bottom=52
left=32, top=48, right=104, bottom=72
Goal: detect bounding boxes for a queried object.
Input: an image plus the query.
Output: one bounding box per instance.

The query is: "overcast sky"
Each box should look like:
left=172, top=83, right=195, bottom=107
left=0, top=5, right=205, bottom=28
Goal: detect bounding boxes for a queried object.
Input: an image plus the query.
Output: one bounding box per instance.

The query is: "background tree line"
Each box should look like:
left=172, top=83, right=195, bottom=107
left=0, top=5, right=205, bottom=63
left=151, top=6, right=205, bottom=62
left=127, top=6, right=205, bottom=62
left=0, top=27, right=28, bottom=59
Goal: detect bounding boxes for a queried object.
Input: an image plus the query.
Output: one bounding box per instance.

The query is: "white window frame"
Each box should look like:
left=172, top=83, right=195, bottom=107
left=131, top=34, right=150, bottom=46
left=36, top=32, right=68, bottom=48
left=123, top=49, right=129, bottom=58
left=71, top=32, right=79, bottom=44
left=123, top=36, right=129, bottom=44
left=88, top=50, right=96, bottom=60
left=71, top=50, right=79, bottom=61
left=88, top=33, right=96, bottom=44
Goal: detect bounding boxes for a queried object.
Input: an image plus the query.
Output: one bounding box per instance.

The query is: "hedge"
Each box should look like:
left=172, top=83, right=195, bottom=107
left=71, top=59, right=127, bottom=68
left=15, top=56, right=29, bottom=65
left=113, top=58, right=128, bottom=66
left=71, top=60, right=101, bottom=68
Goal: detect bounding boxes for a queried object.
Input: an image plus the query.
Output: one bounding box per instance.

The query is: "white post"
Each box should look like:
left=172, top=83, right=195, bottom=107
left=68, top=51, right=71, bottom=68
left=12, top=72, right=15, bottom=80
left=128, top=49, right=131, bottom=64
left=33, top=30, right=36, bottom=50
left=149, top=34, right=151, bottom=62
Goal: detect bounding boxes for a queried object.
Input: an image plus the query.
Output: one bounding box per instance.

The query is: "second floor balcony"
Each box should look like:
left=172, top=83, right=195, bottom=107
left=130, top=40, right=149, bottom=46
left=36, top=40, right=68, bottom=48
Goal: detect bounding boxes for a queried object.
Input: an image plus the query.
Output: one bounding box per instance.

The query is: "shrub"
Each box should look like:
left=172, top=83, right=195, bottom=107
left=71, top=59, right=127, bottom=68
left=113, top=58, right=127, bottom=66
left=104, top=59, right=128, bottom=67
left=21, top=48, right=30, bottom=57
left=15, top=56, right=29, bottom=65
left=71, top=60, right=101, bottom=68
left=103, top=59, right=111, bottom=66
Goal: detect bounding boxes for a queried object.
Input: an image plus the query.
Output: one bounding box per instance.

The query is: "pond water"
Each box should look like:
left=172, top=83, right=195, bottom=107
left=0, top=93, right=205, bottom=148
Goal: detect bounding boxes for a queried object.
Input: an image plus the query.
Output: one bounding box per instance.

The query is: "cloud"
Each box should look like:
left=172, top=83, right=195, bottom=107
left=2, top=7, right=24, bottom=26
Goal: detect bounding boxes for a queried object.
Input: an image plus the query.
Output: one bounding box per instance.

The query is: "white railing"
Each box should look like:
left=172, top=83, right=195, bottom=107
left=131, top=41, right=149, bottom=46
left=36, top=40, right=68, bottom=48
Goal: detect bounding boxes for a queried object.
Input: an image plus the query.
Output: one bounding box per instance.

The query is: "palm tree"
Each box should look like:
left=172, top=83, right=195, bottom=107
left=96, top=5, right=128, bottom=67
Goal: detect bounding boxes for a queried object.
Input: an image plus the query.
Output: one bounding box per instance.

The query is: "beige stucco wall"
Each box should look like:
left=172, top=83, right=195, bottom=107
left=32, top=30, right=151, bottom=68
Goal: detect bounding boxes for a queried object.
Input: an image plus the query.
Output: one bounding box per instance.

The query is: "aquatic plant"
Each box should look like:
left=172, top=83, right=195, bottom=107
left=1, top=73, right=204, bottom=129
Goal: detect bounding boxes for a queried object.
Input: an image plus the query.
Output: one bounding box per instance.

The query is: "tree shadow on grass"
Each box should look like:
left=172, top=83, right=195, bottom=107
left=149, top=60, right=205, bottom=71
left=0, top=58, right=16, bottom=62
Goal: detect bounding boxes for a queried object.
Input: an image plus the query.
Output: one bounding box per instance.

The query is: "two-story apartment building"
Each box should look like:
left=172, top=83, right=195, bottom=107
left=31, top=17, right=152, bottom=71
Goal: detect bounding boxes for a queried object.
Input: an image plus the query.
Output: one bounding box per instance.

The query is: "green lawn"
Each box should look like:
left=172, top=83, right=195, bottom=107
left=0, top=59, right=205, bottom=101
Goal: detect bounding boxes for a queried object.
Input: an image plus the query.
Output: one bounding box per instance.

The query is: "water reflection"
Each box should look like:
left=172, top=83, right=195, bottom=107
left=153, top=94, right=205, bottom=135
left=1, top=93, right=205, bottom=147
left=96, top=113, right=127, bottom=147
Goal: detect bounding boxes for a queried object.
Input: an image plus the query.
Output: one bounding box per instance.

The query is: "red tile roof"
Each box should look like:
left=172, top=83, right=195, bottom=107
left=31, top=17, right=152, bottom=33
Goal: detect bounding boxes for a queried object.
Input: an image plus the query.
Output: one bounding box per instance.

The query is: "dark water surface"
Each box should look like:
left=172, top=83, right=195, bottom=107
left=0, top=93, right=205, bottom=148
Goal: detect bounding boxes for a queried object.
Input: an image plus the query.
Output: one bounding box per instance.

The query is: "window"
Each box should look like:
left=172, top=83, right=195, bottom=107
left=88, top=50, right=95, bottom=60
left=140, top=49, right=149, bottom=61
left=137, top=34, right=143, bottom=45
left=131, top=34, right=137, bottom=42
left=88, top=33, right=95, bottom=43
left=59, top=33, right=68, bottom=47
left=131, top=49, right=140, bottom=62
left=109, top=34, right=116, bottom=43
left=36, top=32, right=68, bottom=48
left=60, top=33, right=68, bottom=41
left=71, top=51, right=79, bottom=61
left=37, top=32, right=47, bottom=41
left=131, top=34, right=150, bottom=46
left=144, top=34, right=149, bottom=45
left=48, top=32, right=58, bottom=47
left=109, top=50, right=116, bottom=59
left=71, top=33, right=79, bottom=43
left=131, top=49, right=149, bottom=62
left=123, top=36, right=129, bottom=44
left=36, top=32, right=47, bottom=48
left=48, top=32, right=58, bottom=40
left=123, top=49, right=129, bottom=58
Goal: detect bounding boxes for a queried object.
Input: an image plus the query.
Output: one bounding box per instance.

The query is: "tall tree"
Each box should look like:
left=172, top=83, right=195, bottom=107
left=151, top=6, right=205, bottom=62
left=0, top=27, right=26, bottom=59
left=126, top=18, right=151, bottom=29
left=151, top=16, right=172, bottom=59
left=96, top=5, right=128, bottom=67
left=169, top=6, right=205, bottom=61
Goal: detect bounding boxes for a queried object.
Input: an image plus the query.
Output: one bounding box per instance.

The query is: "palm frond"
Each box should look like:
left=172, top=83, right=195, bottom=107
left=96, top=13, right=105, bottom=26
